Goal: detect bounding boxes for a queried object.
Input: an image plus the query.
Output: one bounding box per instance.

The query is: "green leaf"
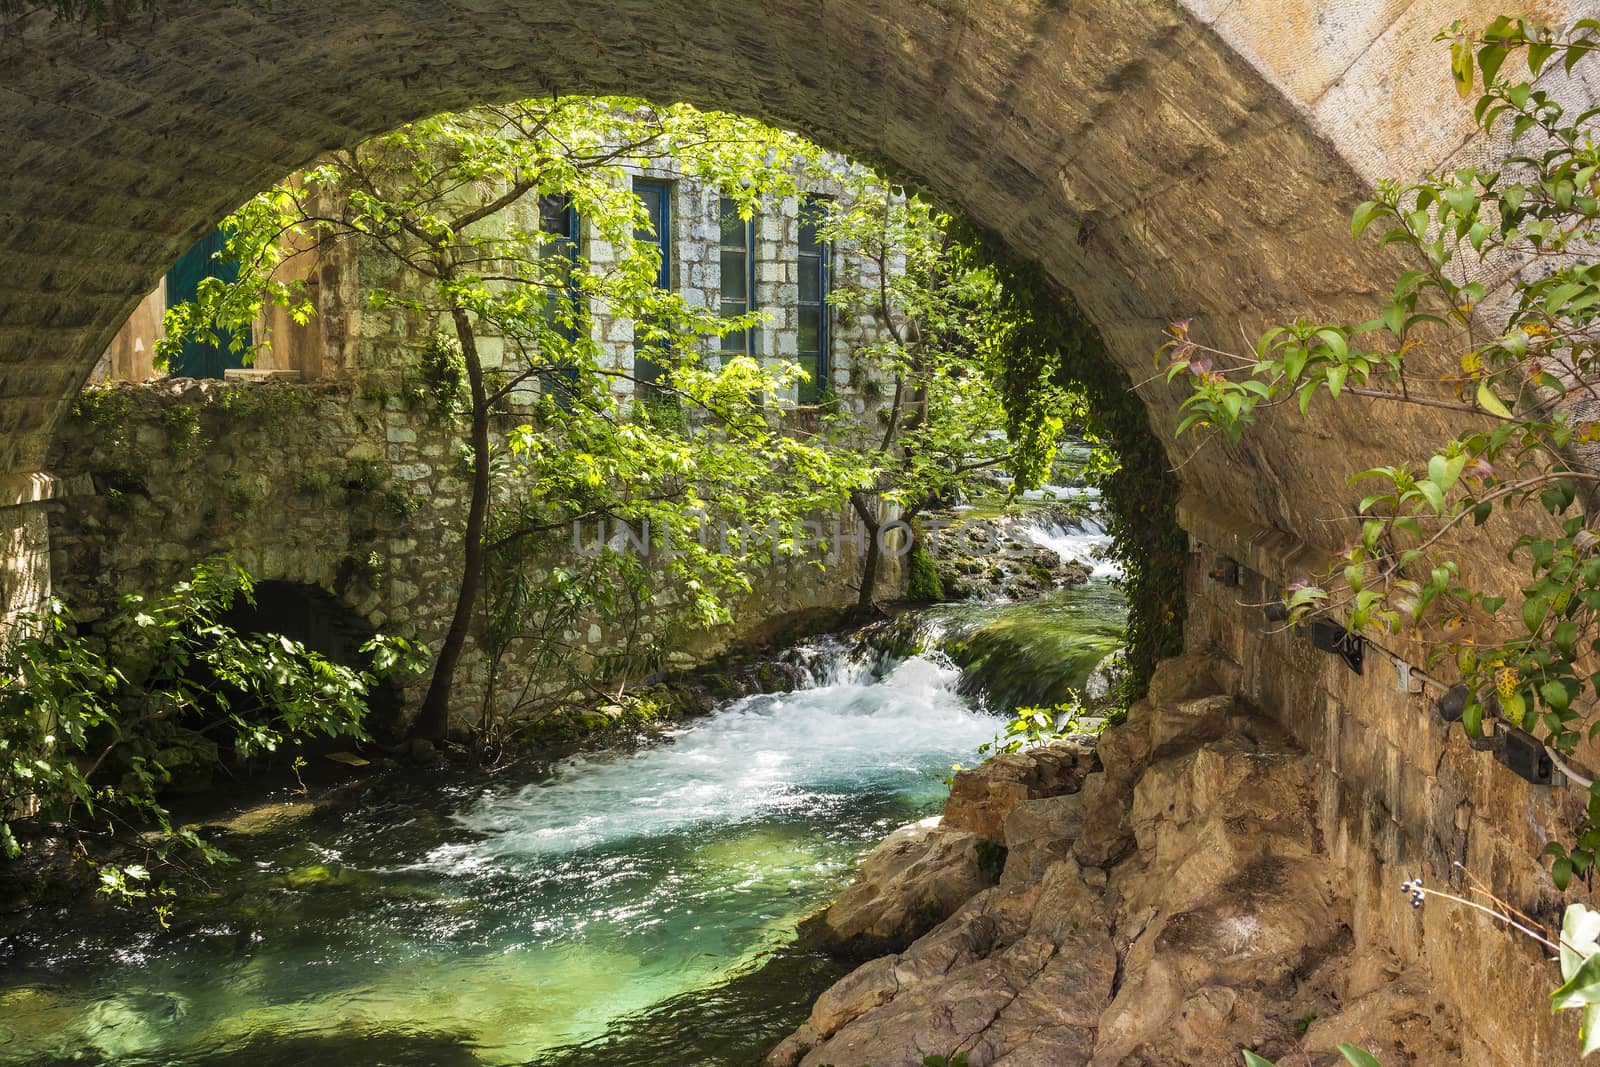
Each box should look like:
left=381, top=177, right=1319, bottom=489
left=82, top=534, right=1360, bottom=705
left=1243, top=1053, right=1277, bottom=1067
left=1298, top=380, right=1318, bottom=416
left=1450, top=40, right=1474, bottom=97
left=1337, top=1045, right=1385, bottom=1067
left=1282, top=344, right=1308, bottom=382
left=1476, top=380, right=1514, bottom=419
left=1552, top=949, right=1600, bottom=1009
left=1581, top=1002, right=1600, bottom=1056
left=1556, top=856, right=1577, bottom=891
left=1557, top=620, right=1580, bottom=655
left=1350, top=201, right=1383, bottom=239
left=1417, top=479, right=1445, bottom=514
left=1427, top=454, right=1466, bottom=494
left=1561, top=903, right=1600, bottom=981
left=1525, top=596, right=1551, bottom=634
left=1479, top=43, right=1508, bottom=86
left=1315, top=328, right=1348, bottom=361
left=1528, top=41, right=1556, bottom=75
left=1325, top=364, right=1347, bottom=399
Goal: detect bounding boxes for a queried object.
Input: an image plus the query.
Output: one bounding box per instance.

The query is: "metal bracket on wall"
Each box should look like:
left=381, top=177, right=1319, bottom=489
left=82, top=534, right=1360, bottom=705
left=1207, top=556, right=1240, bottom=586
left=1309, top=619, right=1364, bottom=675
left=1495, top=725, right=1555, bottom=785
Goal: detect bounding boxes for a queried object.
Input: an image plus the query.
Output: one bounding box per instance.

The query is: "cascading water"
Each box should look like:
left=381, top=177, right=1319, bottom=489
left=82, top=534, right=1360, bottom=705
left=1016, top=512, right=1122, bottom=580
left=0, top=648, right=1007, bottom=1067
left=1013, top=479, right=1122, bottom=581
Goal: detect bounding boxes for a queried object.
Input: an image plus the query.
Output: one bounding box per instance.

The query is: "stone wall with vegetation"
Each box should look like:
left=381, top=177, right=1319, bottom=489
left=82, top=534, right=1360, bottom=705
left=46, top=378, right=888, bottom=730
left=1181, top=498, right=1587, bottom=1064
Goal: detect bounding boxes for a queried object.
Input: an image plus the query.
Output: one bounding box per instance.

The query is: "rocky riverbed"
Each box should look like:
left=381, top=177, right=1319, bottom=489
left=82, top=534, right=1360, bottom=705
left=771, top=654, right=1461, bottom=1066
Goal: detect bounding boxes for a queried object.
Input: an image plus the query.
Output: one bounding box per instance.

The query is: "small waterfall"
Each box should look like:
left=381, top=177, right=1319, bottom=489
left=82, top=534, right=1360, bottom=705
left=441, top=647, right=992, bottom=861
left=1008, top=482, right=1122, bottom=579
left=1016, top=513, right=1122, bottom=579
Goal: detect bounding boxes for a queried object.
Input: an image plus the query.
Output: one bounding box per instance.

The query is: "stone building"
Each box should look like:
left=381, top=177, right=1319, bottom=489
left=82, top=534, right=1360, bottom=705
left=91, top=149, right=895, bottom=417
left=56, top=144, right=905, bottom=727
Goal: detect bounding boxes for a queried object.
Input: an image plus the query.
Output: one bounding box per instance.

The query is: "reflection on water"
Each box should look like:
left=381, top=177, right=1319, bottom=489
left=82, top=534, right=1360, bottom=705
left=0, top=653, right=1005, bottom=1066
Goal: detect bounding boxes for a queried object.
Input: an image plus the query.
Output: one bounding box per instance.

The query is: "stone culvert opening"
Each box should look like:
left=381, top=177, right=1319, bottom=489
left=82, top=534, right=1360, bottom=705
left=217, top=579, right=405, bottom=742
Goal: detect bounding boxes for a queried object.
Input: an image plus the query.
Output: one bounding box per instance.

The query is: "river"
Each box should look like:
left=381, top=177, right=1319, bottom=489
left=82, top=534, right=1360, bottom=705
left=0, top=522, right=1124, bottom=1066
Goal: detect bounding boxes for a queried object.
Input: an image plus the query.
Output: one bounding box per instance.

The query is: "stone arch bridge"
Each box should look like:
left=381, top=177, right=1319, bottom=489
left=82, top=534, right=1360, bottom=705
left=2, top=1, right=1597, bottom=1061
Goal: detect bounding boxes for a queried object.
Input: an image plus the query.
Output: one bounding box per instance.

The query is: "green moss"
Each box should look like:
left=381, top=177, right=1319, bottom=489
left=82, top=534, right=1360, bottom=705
left=160, top=404, right=205, bottom=457
left=975, top=840, right=1007, bottom=884
left=907, top=539, right=945, bottom=601
left=340, top=459, right=387, bottom=497
left=282, top=864, right=340, bottom=890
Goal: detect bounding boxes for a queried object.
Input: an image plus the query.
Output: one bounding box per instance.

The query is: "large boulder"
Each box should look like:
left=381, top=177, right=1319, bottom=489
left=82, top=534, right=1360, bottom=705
left=771, top=859, right=1117, bottom=1067
left=942, top=741, right=1096, bottom=844
left=802, top=816, right=990, bottom=957
left=1001, top=792, right=1086, bottom=886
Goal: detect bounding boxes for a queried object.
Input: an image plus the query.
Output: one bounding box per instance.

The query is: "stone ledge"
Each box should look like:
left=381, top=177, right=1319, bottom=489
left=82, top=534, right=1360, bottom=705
left=1178, top=491, right=1337, bottom=584
left=0, top=471, right=65, bottom=510
left=223, top=368, right=303, bottom=382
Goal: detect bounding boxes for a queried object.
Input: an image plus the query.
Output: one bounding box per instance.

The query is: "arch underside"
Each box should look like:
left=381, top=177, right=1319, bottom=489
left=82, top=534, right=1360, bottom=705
left=10, top=4, right=1600, bottom=1061
left=0, top=0, right=1548, bottom=551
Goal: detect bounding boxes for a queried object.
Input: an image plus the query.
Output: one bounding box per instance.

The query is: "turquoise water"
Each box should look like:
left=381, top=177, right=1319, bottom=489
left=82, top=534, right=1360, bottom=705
left=0, top=651, right=1006, bottom=1066
left=892, top=579, right=1129, bottom=712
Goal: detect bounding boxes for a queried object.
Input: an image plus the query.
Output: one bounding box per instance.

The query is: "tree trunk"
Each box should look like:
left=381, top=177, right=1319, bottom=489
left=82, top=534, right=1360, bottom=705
left=851, top=490, right=882, bottom=610
left=411, top=306, right=492, bottom=741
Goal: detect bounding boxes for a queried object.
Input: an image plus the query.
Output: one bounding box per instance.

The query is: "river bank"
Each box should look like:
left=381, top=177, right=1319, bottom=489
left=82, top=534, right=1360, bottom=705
left=770, top=655, right=1451, bottom=1066
left=0, top=493, right=1126, bottom=1066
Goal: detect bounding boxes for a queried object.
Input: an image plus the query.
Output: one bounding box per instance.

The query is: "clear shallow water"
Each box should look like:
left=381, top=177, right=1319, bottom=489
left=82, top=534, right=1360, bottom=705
left=0, top=652, right=1007, bottom=1067
left=905, top=580, right=1129, bottom=712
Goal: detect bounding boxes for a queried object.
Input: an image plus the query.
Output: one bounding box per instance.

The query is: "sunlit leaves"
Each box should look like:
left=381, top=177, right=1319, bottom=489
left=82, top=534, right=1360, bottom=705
left=0, top=559, right=422, bottom=906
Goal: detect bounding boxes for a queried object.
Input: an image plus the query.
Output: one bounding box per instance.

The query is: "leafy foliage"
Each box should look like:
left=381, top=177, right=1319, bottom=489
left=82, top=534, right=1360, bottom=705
left=1159, top=17, right=1600, bottom=887
left=1555, top=902, right=1600, bottom=1055
left=977, top=695, right=1095, bottom=757
left=965, top=230, right=1187, bottom=697
left=0, top=558, right=423, bottom=901
left=802, top=175, right=1076, bottom=606
left=163, top=97, right=871, bottom=739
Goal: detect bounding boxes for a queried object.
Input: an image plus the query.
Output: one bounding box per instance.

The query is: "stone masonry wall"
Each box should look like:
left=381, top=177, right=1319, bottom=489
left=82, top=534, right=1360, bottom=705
left=46, top=379, right=890, bottom=729
left=1181, top=496, right=1591, bottom=1065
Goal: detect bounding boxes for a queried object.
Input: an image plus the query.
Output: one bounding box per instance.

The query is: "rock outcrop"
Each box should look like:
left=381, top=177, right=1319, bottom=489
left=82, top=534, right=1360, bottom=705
left=770, top=658, right=1462, bottom=1066
left=942, top=742, right=1096, bottom=844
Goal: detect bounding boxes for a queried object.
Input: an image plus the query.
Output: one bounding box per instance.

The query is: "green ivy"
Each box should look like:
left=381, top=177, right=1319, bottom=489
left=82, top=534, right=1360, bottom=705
left=959, top=230, right=1187, bottom=698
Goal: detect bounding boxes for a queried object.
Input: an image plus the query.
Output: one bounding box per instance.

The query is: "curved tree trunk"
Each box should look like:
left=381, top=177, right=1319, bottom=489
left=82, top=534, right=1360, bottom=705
left=850, top=489, right=882, bottom=609
left=410, top=306, right=492, bottom=741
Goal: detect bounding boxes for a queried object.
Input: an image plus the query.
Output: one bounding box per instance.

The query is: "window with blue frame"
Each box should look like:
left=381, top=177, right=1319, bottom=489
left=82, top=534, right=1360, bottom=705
left=165, top=225, right=250, bottom=380
left=632, top=178, right=672, bottom=392
left=538, top=193, right=582, bottom=403
left=796, top=197, right=831, bottom=405
left=718, top=196, right=757, bottom=359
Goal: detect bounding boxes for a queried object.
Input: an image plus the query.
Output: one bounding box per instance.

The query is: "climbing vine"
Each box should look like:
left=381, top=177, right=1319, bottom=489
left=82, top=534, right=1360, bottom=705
left=961, top=229, right=1187, bottom=698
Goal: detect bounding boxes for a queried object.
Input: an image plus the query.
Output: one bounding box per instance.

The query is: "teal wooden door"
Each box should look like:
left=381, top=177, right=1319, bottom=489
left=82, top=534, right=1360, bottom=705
left=164, top=226, right=249, bottom=379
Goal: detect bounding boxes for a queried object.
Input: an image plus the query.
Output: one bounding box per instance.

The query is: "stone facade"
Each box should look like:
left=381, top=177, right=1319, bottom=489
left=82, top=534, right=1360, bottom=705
left=46, top=378, right=893, bottom=726
left=91, top=151, right=895, bottom=418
